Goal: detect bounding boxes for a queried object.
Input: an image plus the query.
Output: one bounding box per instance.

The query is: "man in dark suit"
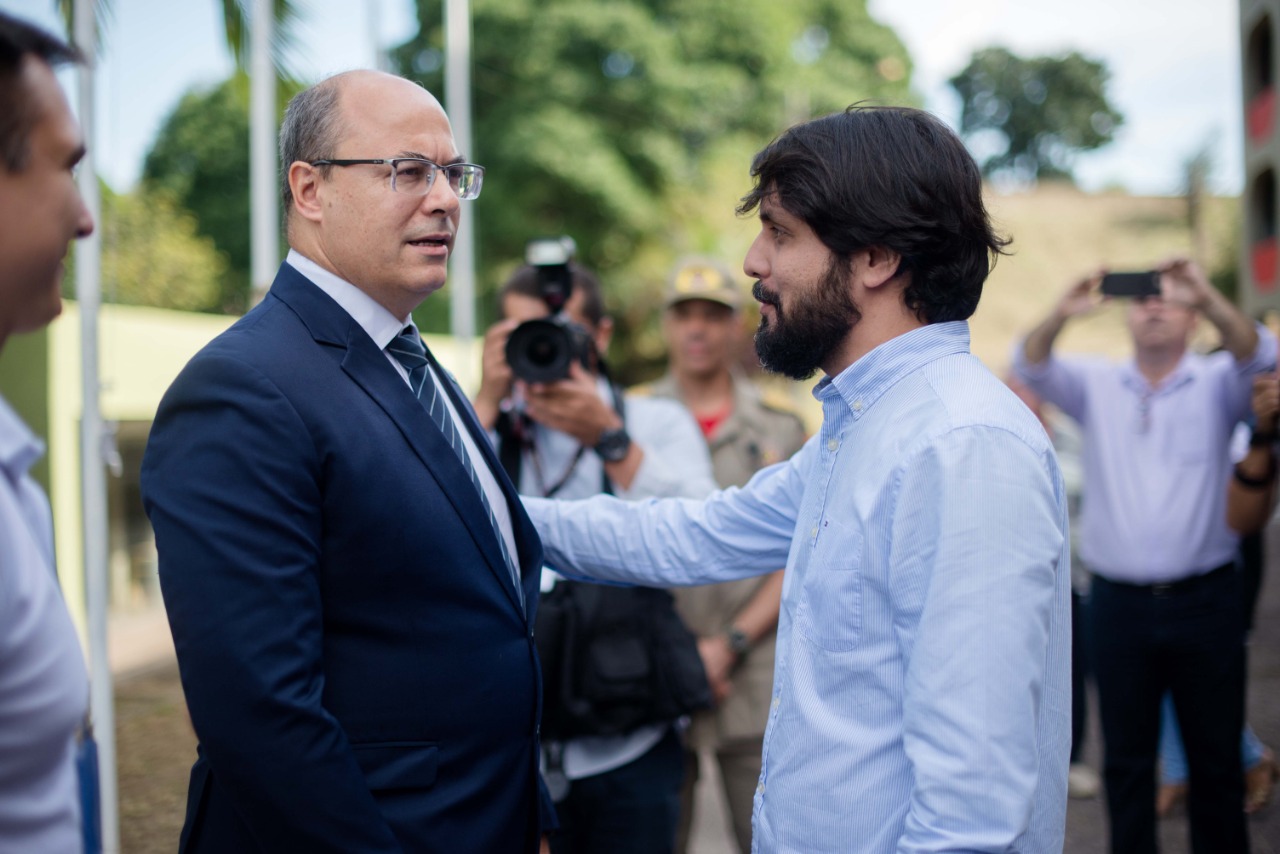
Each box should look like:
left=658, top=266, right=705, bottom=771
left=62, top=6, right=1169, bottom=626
left=141, top=69, right=553, bottom=853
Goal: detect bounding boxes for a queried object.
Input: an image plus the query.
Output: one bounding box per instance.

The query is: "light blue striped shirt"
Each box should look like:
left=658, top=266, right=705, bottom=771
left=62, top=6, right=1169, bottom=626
left=526, top=322, right=1071, bottom=852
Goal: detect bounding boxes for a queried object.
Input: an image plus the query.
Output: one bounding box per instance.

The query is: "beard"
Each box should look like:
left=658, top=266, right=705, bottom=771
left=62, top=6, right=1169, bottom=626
left=753, top=258, right=861, bottom=381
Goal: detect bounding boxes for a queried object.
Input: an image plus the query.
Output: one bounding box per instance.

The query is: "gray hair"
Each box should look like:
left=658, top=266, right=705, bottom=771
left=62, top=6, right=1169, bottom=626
left=278, top=76, right=345, bottom=215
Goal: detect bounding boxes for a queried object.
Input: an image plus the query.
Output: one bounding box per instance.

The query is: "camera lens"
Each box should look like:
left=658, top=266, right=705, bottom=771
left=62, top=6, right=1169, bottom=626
left=526, top=334, right=559, bottom=367
left=506, top=319, right=574, bottom=383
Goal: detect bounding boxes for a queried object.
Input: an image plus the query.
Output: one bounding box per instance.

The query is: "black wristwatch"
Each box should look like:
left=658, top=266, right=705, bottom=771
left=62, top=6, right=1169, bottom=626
left=725, top=626, right=750, bottom=656
left=594, top=426, right=632, bottom=463
left=1249, top=429, right=1277, bottom=448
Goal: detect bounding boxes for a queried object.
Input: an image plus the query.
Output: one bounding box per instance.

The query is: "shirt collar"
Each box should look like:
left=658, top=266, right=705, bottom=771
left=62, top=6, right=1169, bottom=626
left=286, top=249, right=411, bottom=350
left=814, top=321, right=971, bottom=419
left=0, top=393, right=43, bottom=484
left=1118, top=351, right=1196, bottom=396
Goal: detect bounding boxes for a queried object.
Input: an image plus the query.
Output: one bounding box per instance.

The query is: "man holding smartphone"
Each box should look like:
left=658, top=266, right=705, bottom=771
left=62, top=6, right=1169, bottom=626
left=1012, top=258, right=1276, bottom=854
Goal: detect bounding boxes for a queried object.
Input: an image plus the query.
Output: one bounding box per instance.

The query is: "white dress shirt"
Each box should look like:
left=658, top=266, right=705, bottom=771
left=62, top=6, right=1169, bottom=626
left=0, top=393, right=88, bottom=853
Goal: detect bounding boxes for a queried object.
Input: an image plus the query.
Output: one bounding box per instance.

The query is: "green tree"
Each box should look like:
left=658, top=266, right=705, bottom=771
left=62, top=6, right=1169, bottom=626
left=62, top=183, right=230, bottom=313
left=392, top=0, right=914, bottom=336
left=142, top=74, right=300, bottom=312
left=948, top=46, right=1123, bottom=184
left=58, top=0, right=305, bottom=314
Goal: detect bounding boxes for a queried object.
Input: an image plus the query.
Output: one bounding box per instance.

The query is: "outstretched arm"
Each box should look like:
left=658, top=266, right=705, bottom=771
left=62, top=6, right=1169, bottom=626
left=1159, top=257, right=1258, bottom=362
left=1022, top=271, right=1104, bottom=366
left=526, top=440, right=812, bottom=588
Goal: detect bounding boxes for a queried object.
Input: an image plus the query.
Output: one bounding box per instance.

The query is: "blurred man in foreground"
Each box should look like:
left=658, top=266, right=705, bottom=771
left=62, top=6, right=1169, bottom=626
left=0, top=11, right=94, bottom=852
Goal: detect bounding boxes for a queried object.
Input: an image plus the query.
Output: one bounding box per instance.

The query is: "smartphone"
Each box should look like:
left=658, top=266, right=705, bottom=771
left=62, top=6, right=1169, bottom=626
left=1100, top=271, right=1161, bottom=298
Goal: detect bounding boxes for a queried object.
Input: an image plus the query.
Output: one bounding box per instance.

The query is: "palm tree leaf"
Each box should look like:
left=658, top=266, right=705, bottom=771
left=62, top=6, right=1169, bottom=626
left=221, top=0, right=305, bottom=84
left=55, top=0, right=115, bottom=53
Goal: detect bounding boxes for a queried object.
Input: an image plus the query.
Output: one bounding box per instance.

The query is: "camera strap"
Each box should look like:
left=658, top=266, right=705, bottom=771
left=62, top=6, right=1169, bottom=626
left=531, top=444, right=587, bottom=498
left=494, top=379, right=628, bottom=499
left=494, top=407, right=589, bottom=498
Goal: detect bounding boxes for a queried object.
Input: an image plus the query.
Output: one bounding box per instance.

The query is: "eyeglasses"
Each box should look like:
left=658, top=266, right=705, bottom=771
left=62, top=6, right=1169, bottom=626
left=308, top=158, right=484, bottom=200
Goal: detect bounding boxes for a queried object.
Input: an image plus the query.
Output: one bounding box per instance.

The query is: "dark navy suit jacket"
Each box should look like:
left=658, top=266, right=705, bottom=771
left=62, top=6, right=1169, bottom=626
left=141, top=263, right=552, bottom=853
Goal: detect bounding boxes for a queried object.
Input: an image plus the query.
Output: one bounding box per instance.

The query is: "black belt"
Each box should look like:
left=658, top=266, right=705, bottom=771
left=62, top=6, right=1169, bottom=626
left=1095, top=561, right=1235, bottom=597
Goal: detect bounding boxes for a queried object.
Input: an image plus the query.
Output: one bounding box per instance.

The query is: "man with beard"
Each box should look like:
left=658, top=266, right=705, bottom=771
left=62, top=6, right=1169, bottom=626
left=1013, top=265, right=1275, bottom=854
left=522, top=105, right=1072, bottom=852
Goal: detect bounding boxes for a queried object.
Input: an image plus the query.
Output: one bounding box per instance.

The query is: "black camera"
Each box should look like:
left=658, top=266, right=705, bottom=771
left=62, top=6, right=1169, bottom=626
left=505, top=237, right=598, bottom=383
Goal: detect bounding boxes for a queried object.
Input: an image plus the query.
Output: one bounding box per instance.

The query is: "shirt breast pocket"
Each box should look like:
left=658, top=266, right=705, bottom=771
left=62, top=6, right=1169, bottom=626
left=793, top=522, right=864, bottom=653
left=1166, top=407, right=1215, bottom=465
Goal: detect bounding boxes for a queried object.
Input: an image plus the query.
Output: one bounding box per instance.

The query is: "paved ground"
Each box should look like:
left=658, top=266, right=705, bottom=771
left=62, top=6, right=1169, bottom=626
left=113, top=528, right=1280, bottom=852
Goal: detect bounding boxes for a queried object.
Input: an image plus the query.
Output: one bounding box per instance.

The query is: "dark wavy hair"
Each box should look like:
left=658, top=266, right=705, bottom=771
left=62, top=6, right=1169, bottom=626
left=737, top=104, right=1010, bottom=324
left=0, top=11, right=81, bottom=172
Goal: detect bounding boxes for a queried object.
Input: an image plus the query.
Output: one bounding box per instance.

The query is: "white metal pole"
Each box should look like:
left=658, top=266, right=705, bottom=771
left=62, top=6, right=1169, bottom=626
left=367, top=0, right=387, bottom=72
left=445, top=0, right=477, bottom=372
left=250, top=0, right=279, bottom=304
left=72, top=0, right=119, bottom=850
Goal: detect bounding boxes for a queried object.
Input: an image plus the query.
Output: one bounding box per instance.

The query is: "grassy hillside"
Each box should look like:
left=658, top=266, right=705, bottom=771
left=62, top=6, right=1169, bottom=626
left=763, top=184, right=1241, bottom=432
left=975, top=184, right=1238, bottom=372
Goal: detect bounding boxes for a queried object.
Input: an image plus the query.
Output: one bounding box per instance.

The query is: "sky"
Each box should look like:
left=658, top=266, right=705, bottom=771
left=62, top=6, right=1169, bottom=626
left=3, top=0, right=1244, bottom=196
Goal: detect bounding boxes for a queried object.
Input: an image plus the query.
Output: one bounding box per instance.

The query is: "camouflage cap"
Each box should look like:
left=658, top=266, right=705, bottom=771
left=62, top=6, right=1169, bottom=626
left=664, top=256, right=744, bottom=311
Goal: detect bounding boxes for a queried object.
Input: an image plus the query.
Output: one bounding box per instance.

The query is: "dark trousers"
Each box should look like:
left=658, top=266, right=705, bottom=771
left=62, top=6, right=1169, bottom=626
left=550, top=728, right=684, bottom=854
left=1240, top=532, right=1265, bottom=633
left=1071, top=589, right=1089, bottom=763
left=1091, top=564, right=1248, bottom=854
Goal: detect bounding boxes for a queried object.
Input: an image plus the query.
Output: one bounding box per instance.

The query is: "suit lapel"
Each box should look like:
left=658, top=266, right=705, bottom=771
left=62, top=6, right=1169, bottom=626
left=266, top=264, right=528, bottom=616
left=422, top=346, right=544, bottom=591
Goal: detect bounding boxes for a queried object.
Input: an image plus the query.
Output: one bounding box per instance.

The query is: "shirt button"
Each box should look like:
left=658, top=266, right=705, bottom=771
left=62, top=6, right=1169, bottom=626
left=853, top=399, right=863, bottom=411
left=771, top=697, right=780, bottom=710
left=810, top=526, right=818, bottom=538
left=826, top=438, right=839, bottom=451
left=756, top=782, right=766, bottom=795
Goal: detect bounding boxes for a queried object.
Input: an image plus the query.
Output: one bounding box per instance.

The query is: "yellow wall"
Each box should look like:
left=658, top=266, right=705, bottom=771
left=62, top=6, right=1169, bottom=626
left=46, top=303, right=236, bottom=642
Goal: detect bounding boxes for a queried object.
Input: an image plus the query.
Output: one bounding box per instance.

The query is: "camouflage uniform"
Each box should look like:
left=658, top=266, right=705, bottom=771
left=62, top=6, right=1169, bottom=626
left=643, top=371, right=806, bottom=854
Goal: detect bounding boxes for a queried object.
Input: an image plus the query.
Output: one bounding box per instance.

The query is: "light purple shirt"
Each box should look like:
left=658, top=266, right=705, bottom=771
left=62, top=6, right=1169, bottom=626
left=0, top=394, right=87, bottom=853
left=1012, top=325, right=1278, bottom=583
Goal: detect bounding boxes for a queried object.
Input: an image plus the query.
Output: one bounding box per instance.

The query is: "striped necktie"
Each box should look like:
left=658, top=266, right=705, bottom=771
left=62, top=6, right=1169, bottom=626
left=386, top=327, right=523, bottom=608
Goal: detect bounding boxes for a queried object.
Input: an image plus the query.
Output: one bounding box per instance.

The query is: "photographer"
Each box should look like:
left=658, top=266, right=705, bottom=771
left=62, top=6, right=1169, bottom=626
left=474, top=256, right=717, bottom=854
